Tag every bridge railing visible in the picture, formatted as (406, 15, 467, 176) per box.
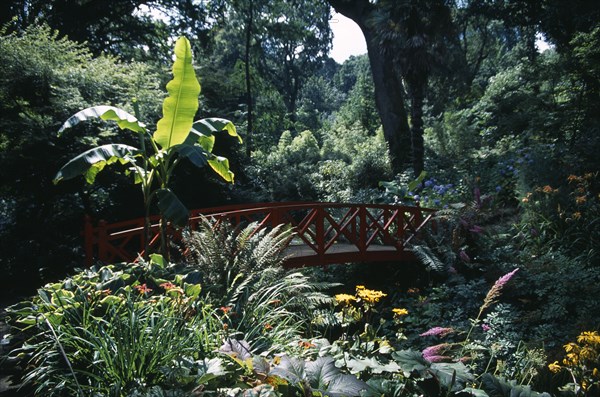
(83, 202, 435, 267)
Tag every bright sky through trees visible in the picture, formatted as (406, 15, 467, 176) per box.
(329, 12, 367, 63)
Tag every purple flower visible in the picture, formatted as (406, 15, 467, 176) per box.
(495, 186, 502, 192)
(422, 342, 453, 363)
(469, 225, 484, 233)
(420, 327, 455, 337)
(459, 250, 471, 263)
(482, 324, 491, 332)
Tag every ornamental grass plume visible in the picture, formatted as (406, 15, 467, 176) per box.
(481, 268, 519, 312)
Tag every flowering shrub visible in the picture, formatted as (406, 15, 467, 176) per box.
(548, 331, 600, 395)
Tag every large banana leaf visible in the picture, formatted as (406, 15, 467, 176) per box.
(153, 37, 201, 150)
(53, 144, 139, 184)
(207, 155, 234, 183)
(58, 106, 146, 135)
(173, 145, 208, 168)
(155, 188, 189, 227)
(192, 118, 241, 143)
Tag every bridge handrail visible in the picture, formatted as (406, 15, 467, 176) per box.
(83, 202, 435, 267)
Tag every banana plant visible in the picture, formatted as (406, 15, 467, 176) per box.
(53, 37, 241, 259)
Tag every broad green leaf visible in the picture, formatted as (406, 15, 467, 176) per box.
(208, 155, 235, 182)
(270, 355, 306, 384)
(153, 37, 200, 149)
(155, 188, 189, 227)
(184, 283, 202, 299)
(408, 171, 428, 192)
(391, 349, 429, 377)
(53, 144, 139, 184)
(149, 253, 166, 267)
(192, 118, 241, 143)
(430, 362, 474, 391)
(305, 357, 368, 397)
(462, 388, 490, 397)
(219, 339, 253, 361)
(58, 105, 146, 135)
(187, 128, 216, 152)
(174, 144, 209, 168)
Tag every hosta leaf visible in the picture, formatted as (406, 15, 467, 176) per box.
(345, 356, 401, 375)
(58, 105, 146, 135)
(53, 144, 139, 184)
(153, 37, 200, 149)
(192, 117, 241, 143)
(219, 339, 252, 361)
(270, 355, 306, 384)
(430, 362, 474, 391)
(392, 349, 429, 377)
(155, 188, 189, 227)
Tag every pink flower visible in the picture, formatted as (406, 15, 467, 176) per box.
(424, 354, 452, 363)
(481, 268, 519, 310)
(482, 324, 491, 332)
(420, 327, 455, 337)
(422, 343, 450, 360)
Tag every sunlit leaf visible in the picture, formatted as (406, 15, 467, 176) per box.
(58, 105, 146, 135)
(153, 37, 200, 149)
(53, 144, 139, 184)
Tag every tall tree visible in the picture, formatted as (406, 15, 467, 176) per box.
(257, 0, 332, 128)
(371, 0, 456, 177)
(327, 0, 412, 173)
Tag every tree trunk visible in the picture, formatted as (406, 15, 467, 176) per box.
(244, 0, 254, 157)
(328, 0, 411, 173)
(410, 82, 425, 178)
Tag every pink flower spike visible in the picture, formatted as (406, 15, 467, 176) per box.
(420, 327, 455, 337)
(495, 268, 519, 289)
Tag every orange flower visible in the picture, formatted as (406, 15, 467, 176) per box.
(160, 282, 176, 290)
(567, 174, 579, 183)
(542, 185, 553, 193)
(264, 323, 273, 331)
(134, 283, 152, 294)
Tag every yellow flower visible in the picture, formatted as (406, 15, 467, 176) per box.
(577, 331, 600, 346)
(576, 196, 587, 205)
(355, 285, 365, 291)
(392, 308, 409, 316)
(335, 293, 356, 305)
(573, 212, 582, 220)
(356, 287, 387, 304)
(548, 361, 561, 373)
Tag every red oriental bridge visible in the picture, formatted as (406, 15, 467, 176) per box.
(83, 202, 436, 268)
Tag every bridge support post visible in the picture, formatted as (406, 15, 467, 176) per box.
(84, 215, 94, 267)
(98, 220, 108, 264)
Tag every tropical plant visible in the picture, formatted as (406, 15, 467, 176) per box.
(53, 36, 241, 257)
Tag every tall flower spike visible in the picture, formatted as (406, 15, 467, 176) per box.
(481, 268, 519, 311)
